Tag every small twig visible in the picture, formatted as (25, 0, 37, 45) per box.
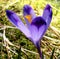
(21, 57, 25, 59)
(49, 26, 60, 38)
(44, 36, 60, 43)
(3, 27, 14, 46)
(22, 48, 38, 55)
(3, 44, 17, 55)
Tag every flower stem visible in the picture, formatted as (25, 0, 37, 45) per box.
(36, 42, 42, 59)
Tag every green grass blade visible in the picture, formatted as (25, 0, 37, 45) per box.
(50, 48, 55, 59)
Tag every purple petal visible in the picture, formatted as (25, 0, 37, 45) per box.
(29, 25, 39, 44)
(23, 5, 36, 26)
(31, 17, 46, 29)
(6, 10, 31, 38)
(38, 24, 47, 41)
(42, 4, 52, 27)
(29, 17, 46, 43)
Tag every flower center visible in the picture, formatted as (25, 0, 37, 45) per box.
(25, 15, 32, 23)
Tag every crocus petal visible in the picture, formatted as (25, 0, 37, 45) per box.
(42, 4, 52, 27)
(38, 24, 47, 41)
(30, 17, 46, 44)
(23, 5, 36, 26)
(29, 25, 39, 44)
(6, 10, 31, 38)
(31, 17, 46, 29)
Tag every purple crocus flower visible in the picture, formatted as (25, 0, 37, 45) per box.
(6, 4, 52, 59)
